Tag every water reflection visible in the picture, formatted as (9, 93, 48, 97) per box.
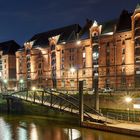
(0, 115, 140, 140)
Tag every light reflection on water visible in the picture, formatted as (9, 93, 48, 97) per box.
(0, 115, 140, 140)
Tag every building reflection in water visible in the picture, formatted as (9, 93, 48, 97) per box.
(30, 123, 38, 140)
(0, 117, 12, 140)
(1, 116, 140, 140)
(64, 128, 81, 140)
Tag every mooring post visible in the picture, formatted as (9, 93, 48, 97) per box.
(79, 80, 83, 125)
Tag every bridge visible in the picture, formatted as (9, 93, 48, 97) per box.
(2, 88, 115, 124)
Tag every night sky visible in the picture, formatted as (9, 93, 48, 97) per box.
(0, 0, 139, 45)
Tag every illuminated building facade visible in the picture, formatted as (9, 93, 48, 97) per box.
(16, 4, 140, 91)
(0, 40, 20, 91)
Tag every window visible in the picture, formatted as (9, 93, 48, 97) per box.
(70, 80, 74, 87)
(122, 56, 125, 65)
(61, 64, 64, 69)
(83, 80, 86, 88)
(83, 61, 86, 68)
(38, 63, 41, 68)
(122, 67, 125, 74)
(27, 56, 30, 61)
(83, 52, 86, 58)
(122, 48, 125, 54)
(51, 45, 55, 51)
(69, 48, 75, 53)
(83, 70, 86, 75)
(27, 63, 30, 68)
(51, 52, 56, 58)
(62, 57, 64, 62)
(121, 76, 126, 84)
(62, 50, 64, 54)
(136, 57, 140, 63)
(122, 40, 125, 45)
(61, 80, 65, 87)
(27, 74, 31, 79)
(106, 59, 110, 66)
(106, 68, 110, 76)
(26, 49, 30, 55)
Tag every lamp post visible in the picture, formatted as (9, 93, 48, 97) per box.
(125, 96, 132, 121)
(3, 79, 8, 93)
(32, 86, 36, 102)
(70, 67, 78, 91)
(19, 79, 24, 91)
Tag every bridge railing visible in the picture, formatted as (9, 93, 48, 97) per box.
(8, 89, 103, 122)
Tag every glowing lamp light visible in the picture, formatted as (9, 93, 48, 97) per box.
(3, 79, 8, 84)
(19, 79, 24, 84)
(125, 97, 132, 103)
(70, 67, 76, 73)
(76, 40, 81, 45)
(32, 86, 36, 91)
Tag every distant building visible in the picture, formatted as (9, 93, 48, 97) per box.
(0, 40, 20, 92)
(16, 4, 140, 91)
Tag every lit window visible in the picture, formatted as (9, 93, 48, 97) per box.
(61, 80, 65, 87)
(93, 52, 99, 59)
(122, 56, 125, 64)
(83, 80, 86, 88)
(70, 80, 74, 87)
(83, 52, 86, 58)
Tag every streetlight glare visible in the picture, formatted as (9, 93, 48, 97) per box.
(70, 67, 76, 73)
(125, 96, 132, 103)
(20, 79, 24, 83)
(76, 40, 81, 45)
(32, 86, 36, 91)
(3, 79, 8, 83)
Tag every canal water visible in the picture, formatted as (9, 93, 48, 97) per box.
(0, 115, 139, 140)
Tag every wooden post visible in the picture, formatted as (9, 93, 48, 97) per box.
(42, 91, 44, 105)
(33, 91, 36, 103)
(79, 80, 83, 125)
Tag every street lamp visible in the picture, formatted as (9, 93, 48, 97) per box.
(125, 96, 132, 121)
(76, 40, 81, 45)
(70, 67, 78, 91)
(3, 79, 8, 93)
(32, 86, 36, 91)
(32, 86, 36, 102)
(19, 79, 24, 91)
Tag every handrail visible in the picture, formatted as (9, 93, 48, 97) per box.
(45, 88, 101, 116)
(5, 89, 102, 122)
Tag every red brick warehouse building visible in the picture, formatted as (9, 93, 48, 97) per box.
(16, 4, 140, 91)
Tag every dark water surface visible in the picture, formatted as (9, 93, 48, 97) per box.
(0, 115, 139, 140)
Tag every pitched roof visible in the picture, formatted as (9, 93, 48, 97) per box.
(29, 24, 81, 47)
(79, 19, 93, 39)
(116, 10, 132, 32)
(0, 40, 20, 55)
(101, 19, 117, 34)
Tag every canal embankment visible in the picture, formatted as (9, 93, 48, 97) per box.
(82, 121, 140, 137)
